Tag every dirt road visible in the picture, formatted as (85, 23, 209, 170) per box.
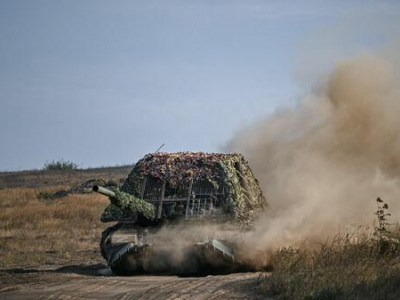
(0, 264, 268, 299)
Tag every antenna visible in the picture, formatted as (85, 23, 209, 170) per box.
(154, 143, 165, 153)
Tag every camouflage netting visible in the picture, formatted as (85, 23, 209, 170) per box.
(112, 152, 267, 225)
(111, 191, 155, 220)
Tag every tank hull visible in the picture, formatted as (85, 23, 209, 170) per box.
(100, 223, 252, 275)
(95, 152, 268, 275)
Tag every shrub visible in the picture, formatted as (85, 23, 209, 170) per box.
(37, 190, 53, 200)
(43, 159, 78, 171)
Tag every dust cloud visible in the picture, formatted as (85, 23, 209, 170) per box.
(227, 53, 400, 254)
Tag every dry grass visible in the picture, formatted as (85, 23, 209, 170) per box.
(262, 226, 400, 300)
(0, 187, 110, 268)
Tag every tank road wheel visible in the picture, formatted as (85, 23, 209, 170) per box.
(110, 251, 143, 275)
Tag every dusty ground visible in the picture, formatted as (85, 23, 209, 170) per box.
(0, 166, 269, 299)
(0, 263, 267, 299)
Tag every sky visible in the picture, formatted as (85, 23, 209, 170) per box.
(0, 0, 399, 171)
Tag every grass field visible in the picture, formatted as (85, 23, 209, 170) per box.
(0, 187, 108, 268)
(2, 168, 400, 299)
(262, 218, 400, 299)
(0, 166, 131, 271)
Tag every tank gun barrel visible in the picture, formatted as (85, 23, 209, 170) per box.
(93, 185, 116, 198)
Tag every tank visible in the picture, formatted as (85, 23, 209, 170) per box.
(94, 152, 267, 275)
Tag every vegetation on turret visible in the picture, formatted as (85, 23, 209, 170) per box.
(101, 190, 156, 222)
(112, 190, 155, 220)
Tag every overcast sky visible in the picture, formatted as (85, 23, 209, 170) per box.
(0, 0, 399, 171)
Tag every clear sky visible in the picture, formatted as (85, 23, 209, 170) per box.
(0, 0, 398, 170)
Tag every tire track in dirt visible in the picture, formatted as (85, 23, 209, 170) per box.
(0, 272, 268, 300)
